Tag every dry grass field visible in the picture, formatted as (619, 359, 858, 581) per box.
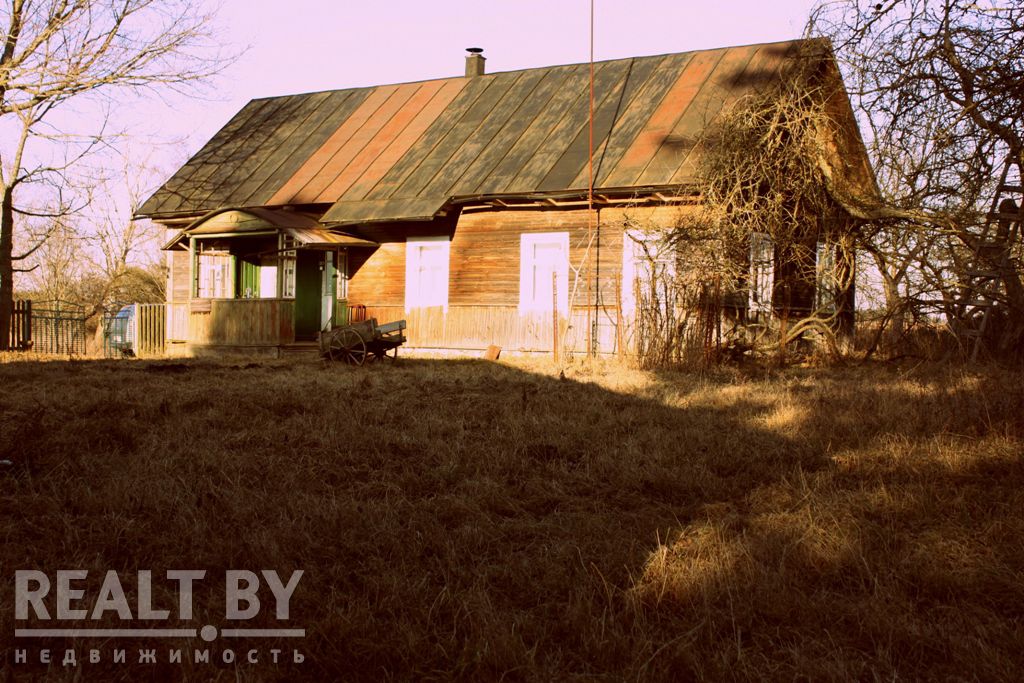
(1, 354, 1023, 681)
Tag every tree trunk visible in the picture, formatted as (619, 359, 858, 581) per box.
(868, 248, 905, 350)
(989, 196, 1024, 354)
(833, 234, 856, 351)
(0, 186, 14, 351)
(880, 271, 904, 346)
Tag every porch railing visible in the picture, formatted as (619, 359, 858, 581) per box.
(187, 298, 295, 347)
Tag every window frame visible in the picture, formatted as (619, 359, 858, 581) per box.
(336, 249, 348, 302)
(519, 231, 570, 315)
(404, 236, 451, 311)
(195, 249, 234, 299)
(749, 232, 774, 316)
(621, 230, 677, 316)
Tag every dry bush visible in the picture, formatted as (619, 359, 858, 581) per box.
(0, 356, 1022, 680)
(626, 46, 858, 370)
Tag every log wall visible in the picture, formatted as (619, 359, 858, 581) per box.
(347, 204, 687, 352)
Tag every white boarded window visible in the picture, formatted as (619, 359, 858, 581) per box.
(750, 232, 774, 315)
(405, 236, 450, 310)
(520, 232, 569, 315)
(816, 241, 836, 312)
(621, 230, 675, 316)
(197, 252, 232, 299)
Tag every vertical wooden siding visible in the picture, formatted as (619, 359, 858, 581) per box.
(188, 299, 295, 346)
(168, 303, 189, 342)
(135, 304, 167, 357)
(362, 305, 617, 353)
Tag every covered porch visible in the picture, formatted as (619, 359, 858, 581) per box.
(164, 208, 377, 355)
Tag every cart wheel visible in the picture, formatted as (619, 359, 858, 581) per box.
(329, 328, 367, 366)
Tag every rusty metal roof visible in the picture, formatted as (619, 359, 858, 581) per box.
(140, 39, 857, 223)
(284, 227, 378, 248)
(162, 207, 378, 249)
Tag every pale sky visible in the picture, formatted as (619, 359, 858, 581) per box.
(14, 0, 822, 270)
(137, 0, 821, 170)
(14, 0, 825, 290)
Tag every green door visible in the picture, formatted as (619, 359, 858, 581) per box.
(239, 258, 260, 298)
(294, 251, 321, 341)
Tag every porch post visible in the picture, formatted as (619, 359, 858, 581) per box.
(189, 236, 197, 298)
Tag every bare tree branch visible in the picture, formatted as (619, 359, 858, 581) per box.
(0, 0, 235, 349)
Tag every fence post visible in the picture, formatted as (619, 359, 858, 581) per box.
(133, 303, 140, 356)
(163, 303, 168, 354)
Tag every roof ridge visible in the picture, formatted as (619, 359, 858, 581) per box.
(247, 38, 816, 103)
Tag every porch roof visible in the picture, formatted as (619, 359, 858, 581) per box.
(162, 207, 378, 250)
(285, 226, 379, 249)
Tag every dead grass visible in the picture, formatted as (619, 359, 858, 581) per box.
(0, 354, 1022, 681)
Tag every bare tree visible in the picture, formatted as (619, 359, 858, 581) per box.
(25, 154, 167, 304)
(83, 150, 168, 309)
(651, 43, 860, 367)
(0, 0, 230, 349)
(811, 0, 1024, 357)
(20, 214, 80, 301)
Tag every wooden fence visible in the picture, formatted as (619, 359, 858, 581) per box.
(8, 300, 32, 350)
(30, 303, 87, 355)
(99, 300, 620, 355)
(101, 304, 168, 358)
(135, 304, 167, 357)
(359, 304, 619, 353)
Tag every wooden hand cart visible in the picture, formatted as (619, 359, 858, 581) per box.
(321, 318, 407, 365)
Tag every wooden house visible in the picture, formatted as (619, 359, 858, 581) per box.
(138, 38, 876, 357)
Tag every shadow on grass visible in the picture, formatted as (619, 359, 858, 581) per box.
(0, 357, 1021, 681)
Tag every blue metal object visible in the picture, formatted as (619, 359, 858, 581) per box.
(105, 305, 135, 357)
